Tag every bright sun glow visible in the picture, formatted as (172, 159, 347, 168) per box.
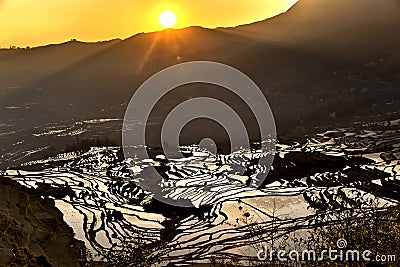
(159, 10, 177, 28)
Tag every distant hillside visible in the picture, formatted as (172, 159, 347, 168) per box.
(228, 0, 400, 44)
(0, 0, 399, 166)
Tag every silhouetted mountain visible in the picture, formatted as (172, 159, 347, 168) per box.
(0, 0, 399, 166)
(228, 0, 400, 46)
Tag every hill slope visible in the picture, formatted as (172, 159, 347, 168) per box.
(0, 0, 399, 166)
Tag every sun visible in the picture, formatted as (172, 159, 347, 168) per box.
(159, 10, 177, 28)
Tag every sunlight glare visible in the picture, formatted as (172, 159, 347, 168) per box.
(159, 10, 177, 28)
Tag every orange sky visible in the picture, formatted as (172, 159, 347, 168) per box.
(0, 0, 298, 48)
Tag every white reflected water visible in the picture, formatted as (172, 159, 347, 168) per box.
(2, 122, 400, 263)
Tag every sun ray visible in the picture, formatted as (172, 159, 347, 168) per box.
(136, 33, 161, 74)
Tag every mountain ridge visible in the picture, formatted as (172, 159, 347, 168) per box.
(0, 0, 399, 167)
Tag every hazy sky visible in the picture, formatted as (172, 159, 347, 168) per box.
(0, 0, 298, 47)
